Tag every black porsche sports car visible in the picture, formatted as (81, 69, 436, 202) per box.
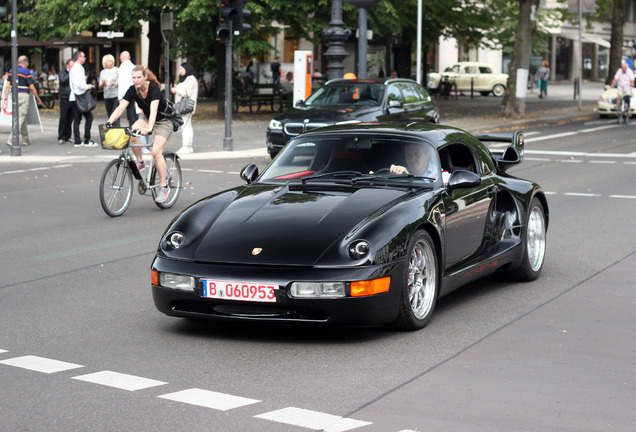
(152, 122, 548, 331)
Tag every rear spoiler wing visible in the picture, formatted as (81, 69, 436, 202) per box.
(474, 131, 525, 173)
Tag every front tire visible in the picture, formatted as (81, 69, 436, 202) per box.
(99, 159, 133, 217)
(392, 231, 438, 331)
(492, 84, 505, 97)
(513, 198, 547, 281)
(151, 153, 182, 209)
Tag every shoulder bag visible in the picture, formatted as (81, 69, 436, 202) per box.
(75, 91, 96, 113)
(175, 95, 195, 114)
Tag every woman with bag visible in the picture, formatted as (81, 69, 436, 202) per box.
(106, 66, 174, 204)
(171, 62, 198, 154)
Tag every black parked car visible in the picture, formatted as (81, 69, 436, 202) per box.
(266, 78, 439, 158)
(152, 122, 548, 331)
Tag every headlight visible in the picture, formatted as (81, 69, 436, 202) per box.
(268, 119, 283, 130)
(158, 272, 195, 292)
(167, 232, 185, 249)
(348, 240, 370, 259)
(290, 282, 345, 298)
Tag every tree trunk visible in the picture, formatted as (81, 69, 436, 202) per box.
(501, 0, 540, 118)
(607, 0, 624, 85)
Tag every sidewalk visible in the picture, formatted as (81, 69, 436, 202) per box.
(0, 80, 605, 164)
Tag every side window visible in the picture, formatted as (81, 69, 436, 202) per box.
(386, 85, 403, 105)
(397, 83, 420, 104)
(413, 84, 431, 102)
(438, 143, 478, 175)
(464, 66, 477, 74)
(479, 66, 492, 74)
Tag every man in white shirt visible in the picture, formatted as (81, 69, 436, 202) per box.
(118, 51, 136, 126)
(69, 50, 96, 147)
(611, 60, 635, 114)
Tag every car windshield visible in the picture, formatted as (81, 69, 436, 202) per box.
(304, 83, 384, 107)
(259, 134, 441, 185)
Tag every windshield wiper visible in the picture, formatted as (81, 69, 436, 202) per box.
(301, 171, 363, 184)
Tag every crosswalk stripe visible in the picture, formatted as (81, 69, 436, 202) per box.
(158, 388, 260, 411)
(72, 370, 167, 391)
(0, 355, 84, 374)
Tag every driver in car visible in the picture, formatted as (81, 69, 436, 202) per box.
(390, 142, 439, 179)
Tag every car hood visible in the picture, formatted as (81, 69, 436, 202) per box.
(190, 184, 408, 266)
(274, 105, 380, 124)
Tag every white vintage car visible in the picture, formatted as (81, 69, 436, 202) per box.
(427, 62, 508, 97)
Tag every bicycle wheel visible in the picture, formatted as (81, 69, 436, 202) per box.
(100, 159, 133, 217)
(151, 153, 182, 209)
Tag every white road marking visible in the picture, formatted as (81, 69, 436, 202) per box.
(610, 195, 636, 199)
(560, 159, 583, 163)
(158, 388, 260, 411)
(589, 160, 617, 164)
(72, 371, 167, 391)
(578, 125, 618, 133)
(0, 349, 8, 354)
(564, 192, 602, 197)
(198, 169, 225, 173)
(255, 407, 372, 432)
(0, 355, 84, 374)
(524, 131, 577, 142)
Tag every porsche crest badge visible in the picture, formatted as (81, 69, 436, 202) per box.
(252, 248, 263, 255)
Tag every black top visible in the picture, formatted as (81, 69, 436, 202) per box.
(123, 81, 168, 121)
(58, 68, 71, 98)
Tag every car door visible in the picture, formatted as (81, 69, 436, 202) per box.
(441, 142, 496, 272)
(455, 65, 477, 90)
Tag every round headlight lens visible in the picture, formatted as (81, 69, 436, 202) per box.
(168, 232, 185, 249)
(349, 240, 370, 259)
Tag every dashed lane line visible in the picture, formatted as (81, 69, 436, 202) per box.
(0, 351, 384, 431)
(255, 407, 372, 432)
(72, 371, 167, 391)
(158, 388, 260, 411)
(0, 355, 84, 374)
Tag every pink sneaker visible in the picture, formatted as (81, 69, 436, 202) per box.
(155, 185, 170, 203)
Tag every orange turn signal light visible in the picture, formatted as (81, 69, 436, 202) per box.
(151, 270, 159, 286)
(350, 277, 391, 297)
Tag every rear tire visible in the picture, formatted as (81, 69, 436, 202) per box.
(99, 159, 133, 217)
(513, 198, 547, 281)
(151, 153, 182, 209)
(392, 231, 438, 331)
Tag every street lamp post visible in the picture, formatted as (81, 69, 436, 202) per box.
(345, 0, 380, 79)
(323, 0, 351, 80)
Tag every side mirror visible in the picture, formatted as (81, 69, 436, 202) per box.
(447, 170, 481, 191)
(388, 100, 403, 109)
(240, 164, 259, 184)
(295, 100, 305, 107)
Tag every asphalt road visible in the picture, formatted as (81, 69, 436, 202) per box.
(1, 117, 635, 431)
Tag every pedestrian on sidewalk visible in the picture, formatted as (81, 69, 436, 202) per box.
(99, 54, 119, 126)
(118, 51, 136, 127)
(3, 55, 43, 147)
(57, 59, 74, 145)
(270, 56, 281, 84)
(171, 62, 198, 154)
(536, 60, 550, 99)
(69, 50, 97, 147)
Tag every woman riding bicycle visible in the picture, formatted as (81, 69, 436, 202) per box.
(611, 60, 635, 115)
(106, 66, 173, 203)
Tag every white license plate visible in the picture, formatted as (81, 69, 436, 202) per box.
(201, 279, 278, 303)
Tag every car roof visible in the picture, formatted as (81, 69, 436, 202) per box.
(294, 122, 473, 150)
(323, 78, 422, 86)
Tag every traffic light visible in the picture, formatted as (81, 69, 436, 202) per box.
(231, 0, 251, 37)
(216, 0, 233, 42)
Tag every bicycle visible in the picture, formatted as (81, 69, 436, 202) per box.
(617, 94, 631, 125)
(98, 124, 182, 217)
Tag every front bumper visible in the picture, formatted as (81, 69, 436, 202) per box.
(151, 256, 403, 327)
